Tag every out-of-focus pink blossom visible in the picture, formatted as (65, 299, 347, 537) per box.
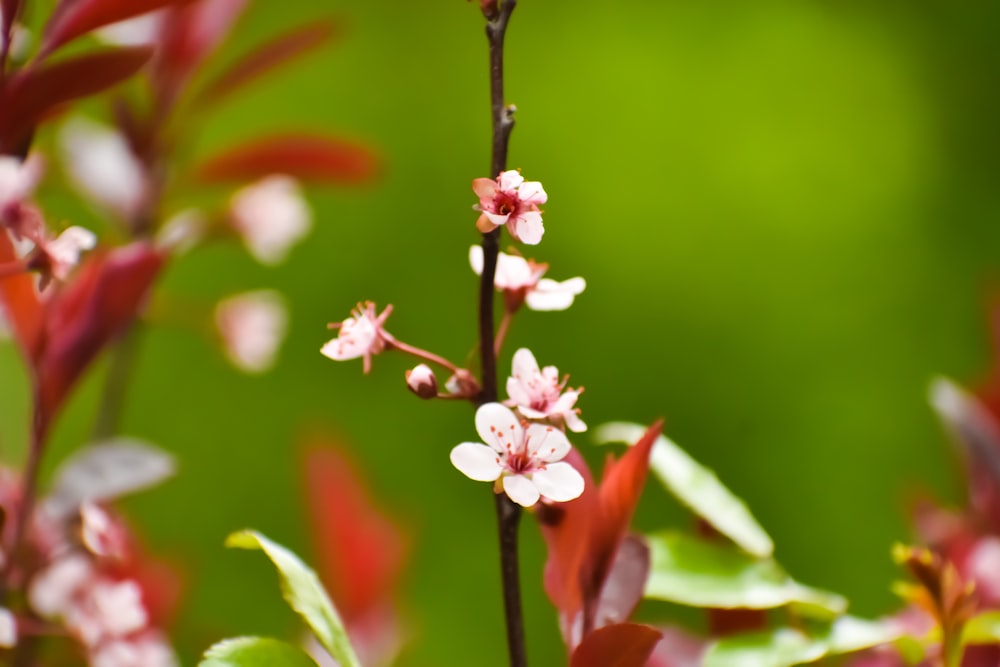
(229, 175, 312, 265)
(59, 117, 148, 221)
(80, 502, 130, 561)
(94, 11, 166, 47)
(472, 170, 547, 245)
(30, 226, 98, 285)
(0, 607, 16, 648)
(90, 632, 178, 667)
(506, 348, 586, 433)
(215, 290, 287, 374)
(68, 579, 148, 645)
(470, 245, 585, 311)
(405, 364, 438, 399)
(29, 554, 94, 617)
(0, 154, 42, 215)
(450, 402, 584, 507)
(321, 302, 393, 374)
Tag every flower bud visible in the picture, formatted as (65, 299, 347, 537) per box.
(405, 364, 437, 399)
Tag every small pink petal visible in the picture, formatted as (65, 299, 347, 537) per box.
(512, 211, 543, 245)
(497, 170, 524, 191)
(518, 180, 547, 205)
(476, 213, 497, 234)
(484, 211, 511, 226)
(511, 348, 540, 379)
(472, 178, 498, 201)
(532, 462, 585, 502)
(450, 443, 503, 482)
(494, 252, 534, 289)
(506, 377, 533, 408)
(475, 402, 523, 450)
(564, 411, 588, 433)
(503, 474, 540, 507)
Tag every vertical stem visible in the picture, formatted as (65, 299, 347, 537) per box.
(93, 323, 144, 440)
(478, 2, 525, 667)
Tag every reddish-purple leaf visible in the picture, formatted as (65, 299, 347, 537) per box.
(0, 46, 153, 153)
(36, 242, 163, 427)
(301, 437, 406, 623)
(538, 422, 660, 649)
(154, 0, 248, 99)
(593, 535, 649, 631)
(646, 626, 707, 667)
(41, 0, 197, 56)
(0, 229, 42, 361)
(570, 623, 661, 667)
(587, 421, 662, 604)
(1, 0, 20, 52)
(198, 19, 341, 106)
(195, 134, 378, 185)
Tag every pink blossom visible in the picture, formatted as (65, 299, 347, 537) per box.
(80, 502, 130, 561)
(215, 290, 288, 374)
(472, 170, 547, 245)
(506, 348, 586, 433)
(0, 154, 42, 215)
(0, 607, 15, 648)
(405, 364, 438, 399)
(229, 175, 312, 265)
(469, 245, 586, 311)
(33, 226, 98, 284)
(321, 302, 394, 374)
(59, 117, 148, 220)
(68, 579, 147, 646)
(450, 403, 584, 507)
(90, 633, 178, 667)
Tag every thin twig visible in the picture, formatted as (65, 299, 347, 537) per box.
(477, 2, 526, 667)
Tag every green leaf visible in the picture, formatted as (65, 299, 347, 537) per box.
(644, 531, 846, 615)
(594, 422, 773, 557)
(198, 636, 319, 667)
(703, 617, 904, 667)
(225, 530, 361, 667)
(963, 610, 1000, 645)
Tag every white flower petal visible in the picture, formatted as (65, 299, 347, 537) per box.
(498, 170, 524, 191)
(564, 411, 588, 433)
(450, 443, 503, 482)
(216, 290, 287, 374)
(526, 424, 571, 461)
(517, 180, 547, 205)
(494, 252, 534, 289)
(475, 402, 523, 451)
(526, 277, 586, 311)
(320, 316, 376, 361)
(469, 245, 484, 275)
(511, 348, 540, 379)
(503, 474, 540, 507)
(484, 211, 510, 226)
(512, 211, 543, 245)
(532, 462, 585, 502)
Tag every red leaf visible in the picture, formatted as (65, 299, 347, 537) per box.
(301, 435, 406, 622)
(35, 242, 163, 427)
(0, 230, 42, 362)
(41, 0, 197, 56)
(570, 623, 661, 667)
(198, 18, 341, 105)
(586, 421, 662, 604)
(0, 46, 153, 153)
(154, 0, 248, 99)
(195, 134, 378, 185)
(538, 422, 660, 648)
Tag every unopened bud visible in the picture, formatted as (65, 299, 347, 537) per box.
(444, 368, 481, 398)
(406, 364, 438, 399)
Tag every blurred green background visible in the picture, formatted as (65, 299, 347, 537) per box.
(2, 0, 1000, 664)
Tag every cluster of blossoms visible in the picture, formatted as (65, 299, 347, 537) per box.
(322, 169, 589, 507)
(0, 476, 177, 666)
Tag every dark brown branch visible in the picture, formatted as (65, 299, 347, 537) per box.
(477, 2, 525, 667)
